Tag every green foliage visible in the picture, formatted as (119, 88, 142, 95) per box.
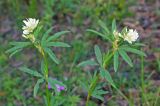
(78, 60, 98, 67)
(92, 86, 108, 101)
(1, 0, 150, 105)
(112, 19, 116, 32)
(41, 28, 70, 56)
(78, 45, 104, 68)
(0, 53, 7, 66)
(6, 0, 22, 16)
(87, 19, 146, 72)
(156, 58, 160, 72)
(113, 51, 119, 72)
(5, 17, 71, 105)
(47, 95, 81, 106)
(94, 45, 103, 66)
(79, 19, 146, 105)
(41, 27, 54, 47)
(6, 42, 31, 57)
(80, 71, 108, 101)
(87, 20, 116, 43)
(40, 28, 70, 65)
(1, 0, 132, 28)
(74, 0, 132, 25)
(46, 42, 70, 47)
(120, 45, 146, 57)
(87, 29, 110, 41)
(19, 67, 43, 78)
(44, 48, 59, 64)
(34, 79, 44, 97)
(100, 68, 115, 88)
(34, 26, 43, 38)
(118, 49, 133, 67)
(98, 20, 110, 34)
(46, 31, 70, 42)
(27, 0, 38, 17)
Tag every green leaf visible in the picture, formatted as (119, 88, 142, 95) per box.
(34, 78, 44, 97)
(98, 20, 113, 42)
(87, 29, 106, 39)
(96, 89, 108, 95)
(47, 31, 70, 42)
(9, 49, 22, 58)
(34, 26, 43, 38)
(134, 43, 145, 47)
(118, 49, 133, 67)
(19, 67, 43, 78)
(43, 96, 48, 106)
(9, 42, 31, 46)
(42, 27, 53, 41)
(87, 29, 112, 42)
(88, 73, 99, 95)
(121, 27, 128, 34)
(92, 87, 108, 101)
(92, 94, 104, 101)
(44, 48, 59, 64)
(41, 27, 53, 46)
(98, 20, 110, 34)
(6, 46, 22, 53)
(6, 42, 31, 53)
(94, 45, 103, 66)
(100, 68, 115, 88)
(112, 19, 116, 32)
(50, 95, 55, 106)
(120, 46, 146, 57)
(77, 60, 98, 67)
(87, 71, 94, 82)
(79, 81, 89, 91)
(46, 42, 70, 47)
(114, 51, 119, 72)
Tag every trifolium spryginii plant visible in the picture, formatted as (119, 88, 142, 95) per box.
(78, 20, 146, 106)
(6, 18, 71, 106)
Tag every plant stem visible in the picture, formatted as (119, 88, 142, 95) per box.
(44, 56, 50, 106)
(40, 46, 51, 106)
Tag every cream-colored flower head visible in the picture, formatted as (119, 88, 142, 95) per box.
(124, 29, 139, 44)
(22, 18, 39, 35)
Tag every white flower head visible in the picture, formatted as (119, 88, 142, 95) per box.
(124, 29, 139, 44)
(22, 18, 39, 35)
